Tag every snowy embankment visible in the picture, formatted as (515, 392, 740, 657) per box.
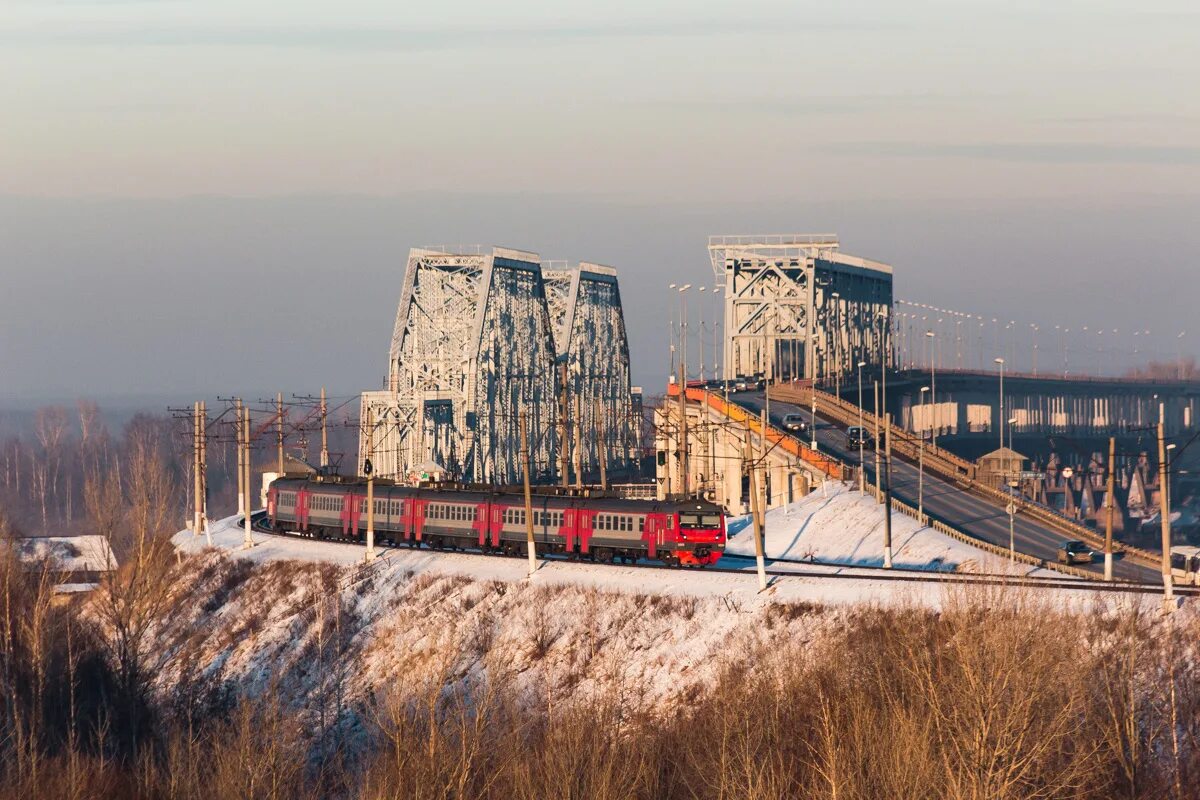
(162, 506, 1180, 727)
(725, 481, 1044, 576)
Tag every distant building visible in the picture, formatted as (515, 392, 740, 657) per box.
(977, 447, 1028, 489)
(13, 535, 118, 595)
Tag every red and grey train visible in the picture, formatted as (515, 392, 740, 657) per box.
(266, 477, 727, 566)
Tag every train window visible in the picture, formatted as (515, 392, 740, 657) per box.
(679, 513, 721, 529)
(638, 517, 645, 532)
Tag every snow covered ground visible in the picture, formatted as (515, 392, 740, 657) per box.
(175, 491, 1133, 614)
(725, 481, 1045, 577)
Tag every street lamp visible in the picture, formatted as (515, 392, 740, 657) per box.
(925, 330, 937, 449)
(857, 360, 867, 492)
(831, 291, 841, 398)
(994, 357, 1006, 452)
(919, 385, 930, 515)
(1006, 476, 1020, 569)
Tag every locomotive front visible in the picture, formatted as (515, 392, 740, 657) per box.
(670, 499, 726, 566)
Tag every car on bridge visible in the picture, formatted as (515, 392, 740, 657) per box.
(1057, 540, 1095, 565)
(847, 426, 874, 449)
(782, 413, 810, 434)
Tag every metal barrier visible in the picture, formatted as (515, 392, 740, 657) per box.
(668, 384, 848, 480)
(771, 382, 1165, 573)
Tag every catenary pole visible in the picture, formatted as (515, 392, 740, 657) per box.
(364, 405, 376, 562)
(243, 405, 254, 549)
(747, 424, 767, 591)
(520, 412, 537, 576)
(883, 412, 893, 568)
(1104, 436, 1115, 581)
(1158, 406, 1172, 603)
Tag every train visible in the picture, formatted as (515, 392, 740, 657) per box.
(265, 476, 727, 566)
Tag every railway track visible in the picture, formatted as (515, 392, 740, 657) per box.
(247, 513, 1196, 598)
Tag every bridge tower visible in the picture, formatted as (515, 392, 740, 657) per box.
(362, 246, 559, 484)
(544, 262, 638, 474)
(709, 235, 894, 384)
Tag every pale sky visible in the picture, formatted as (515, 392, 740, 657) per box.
(2, 0, 1198, 401)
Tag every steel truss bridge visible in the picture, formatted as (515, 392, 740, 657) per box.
(360, 246, 638, 485)
(709, 234, 893, 383)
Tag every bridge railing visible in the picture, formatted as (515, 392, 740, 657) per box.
(861, 483, 1099, 580)
(669, 383, 848, 481)
(772, 381, 1167, 573)
(770, 383, 977, 480)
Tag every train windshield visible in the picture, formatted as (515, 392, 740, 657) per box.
(679, 513, 721, 529)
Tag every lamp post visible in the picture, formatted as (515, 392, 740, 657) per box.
(857, 360, 866, 492)
(925, 330, 937, 449)
(994, 357, 1006, 452)
(831, 291, 841, 398)
(1007, 477, 1019, 569)
(919, 385, 930, 516)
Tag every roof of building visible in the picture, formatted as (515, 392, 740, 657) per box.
(979, 447, 1028, 462)
(13, 535, 118, 573)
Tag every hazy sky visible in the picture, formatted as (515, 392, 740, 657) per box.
(2, 1, 1198, 403)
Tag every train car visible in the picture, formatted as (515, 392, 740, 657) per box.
(266, 477, 726, 566)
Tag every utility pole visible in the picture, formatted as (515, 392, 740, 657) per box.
(746, 427, 767, 591)
(677, 358, 689, 497)
(883, 412, 893, 568)
(199, 401, 210, 546)
(1104, 436, 1115, 581)
(276, 392, 284, 475)
(365, 405, 376, 562)
(559, 361, 570, 488)
(573, 394, 583, 489)
(1158, 405, 1172, 603)
(192, 401, 202, 536)
(595, 399, 608, 490)
(235, 398, 245, 517)
(873, 380, 882, 502)
(520, 412, 537, 576)
(320, 386, 329, 468)
(857, 361, 865, 492)
(243, 404, 254, 549)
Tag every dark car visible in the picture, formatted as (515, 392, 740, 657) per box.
(847, 426, 873, 449)
(782, 413, 809, 434)
(1057, 540, 1094, 565)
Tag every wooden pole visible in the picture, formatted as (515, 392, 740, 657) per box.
(1104, 436, 1115, 581)
(520, 412, 537, 576)
(677, 361, 690, 497)
(365, 405, 376, 562)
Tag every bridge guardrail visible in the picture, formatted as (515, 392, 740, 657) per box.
(670, 384, 848, 480)
(770, 384, 977, 480)
(861, 483, 1097, 580)
(771, 382, 1164, 574)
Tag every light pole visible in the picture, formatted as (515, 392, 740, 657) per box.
(919, 385, 930, 516)
(831, 292, 841, 398)
(857, 360, 866, 492)
(1007, 477, 1019, 569)
(1031, 323, 1039, 376)
(925, 330, 937, 449)
(994, 357, 1006, 452)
